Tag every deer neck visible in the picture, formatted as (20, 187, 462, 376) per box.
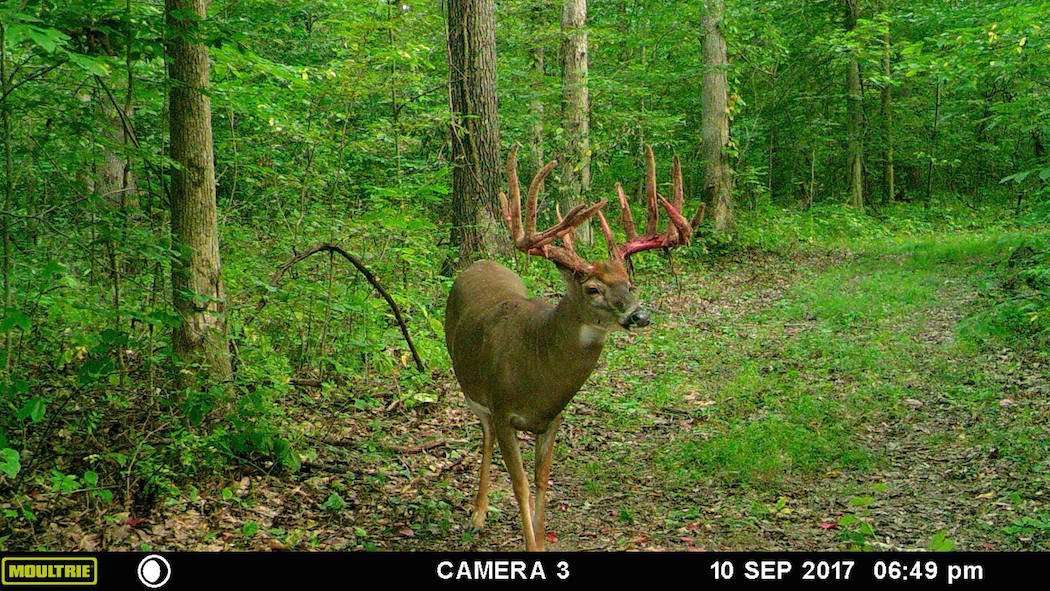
(536, 286, 608, 370)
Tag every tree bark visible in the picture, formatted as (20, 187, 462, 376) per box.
(925, 81, 941, 206)
(529, 27, 545, 195)
(845, 0, 865, 209)
(95, 86, 134, 383)
(446, 0, 504, 263)
(165, 0, 233, 386)
(561, 0, 592, 242)
(701, 0, 734, 231)
(881, 24, 894, 203)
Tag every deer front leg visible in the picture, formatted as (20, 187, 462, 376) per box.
(494, 423, 538, 551)
(470, 416, 495, 529)
(533, 414, 562, 550)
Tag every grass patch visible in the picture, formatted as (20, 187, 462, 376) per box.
(661, 395, 870, 486)
(655, 229, 1040, 488)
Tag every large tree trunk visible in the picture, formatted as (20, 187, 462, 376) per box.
(881, 24, 894, 203)
(446, 0, 503, 263)
(845, 0, 864, 209)
(165, 0, 233, 386)
(561, 0, 592, 242)
(701, 0, 734, 232)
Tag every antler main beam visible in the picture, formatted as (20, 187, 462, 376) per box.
(499, 147, 607, 274)
(501, 144, 701, 269)
(599, 145, 701, 261)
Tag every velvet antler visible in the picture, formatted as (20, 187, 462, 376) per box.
(499, 146, 607, 274)
(596, 145, 701, 262)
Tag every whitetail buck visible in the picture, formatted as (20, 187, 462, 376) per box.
(445, 145, 704, 551)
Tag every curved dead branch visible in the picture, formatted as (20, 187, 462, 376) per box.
(264, 242, 425, 372)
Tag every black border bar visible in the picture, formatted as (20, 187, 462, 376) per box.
(1, 552, 1047, 588)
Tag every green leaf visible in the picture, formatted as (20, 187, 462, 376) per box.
(1, 309, 30, 332)
(82, 470, 99, 487)
(274, 438, 301, 473)
(0, 448, 20, 479)
(67, 52, 111, 76)
(28, 27, 66, 52)
(849, 495, 875, 507)
(929, 530, 956, 551)
(50, 470, 78, 494)
(321, 492, 346, 512)
(17, 398, 45, 423)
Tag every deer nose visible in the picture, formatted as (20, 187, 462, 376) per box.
(623, 308, 651, 329)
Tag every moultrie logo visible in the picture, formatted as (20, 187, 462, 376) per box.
(1, 556, 98, 586)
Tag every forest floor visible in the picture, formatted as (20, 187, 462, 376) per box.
(26, 229, 1049, 552)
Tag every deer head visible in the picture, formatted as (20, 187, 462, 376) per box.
(499, 145, 705, 332)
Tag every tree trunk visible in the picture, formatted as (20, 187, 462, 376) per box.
(881, 24, 894, 203)
(95, 87, 135, 384)
(561, 0, 592, 242)
(701, 0, 734, 231)
(530, 35, 545, 195)
(806, 144, 817, 209)
(165, 0, 233, 386)
(446, 0, 504, 263)
(845, 0, 864, 209)
(925, 81, 941, 206)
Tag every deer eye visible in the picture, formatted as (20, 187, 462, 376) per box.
(585, 286, 601, 296)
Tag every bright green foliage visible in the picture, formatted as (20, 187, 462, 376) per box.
(0, 0, 1045, 550)
(0, 447, 19, 478)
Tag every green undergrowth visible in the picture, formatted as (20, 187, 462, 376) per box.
(643, 229, 1045, 488)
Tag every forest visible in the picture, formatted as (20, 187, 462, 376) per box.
(0, 0, 1047, 552)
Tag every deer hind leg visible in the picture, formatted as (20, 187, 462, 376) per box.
(470, 415, 495, 529)
(532, 414, 562, 550)
(494, 422, 538, 551)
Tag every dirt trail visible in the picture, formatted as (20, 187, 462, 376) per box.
(24, 247, 1046, 552)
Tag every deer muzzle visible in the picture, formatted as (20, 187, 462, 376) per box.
(620, 307, 651, 330)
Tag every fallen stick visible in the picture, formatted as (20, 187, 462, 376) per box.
(389, 439, 447, 454)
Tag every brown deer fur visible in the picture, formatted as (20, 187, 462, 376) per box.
(445, 145, 699, 550)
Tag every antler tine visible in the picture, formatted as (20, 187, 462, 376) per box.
(503, 146, 607, 274)
(498, 191, 510, 229)
(522, 200, 606, 274)
(658, 196, 692, 246)
(555, 202, 574, 252)
(614, 148, 698, 260)
(644, 145, 659, 236)
(665, 155, 686, 243)
(505, 148, 524, 242)
(526, 200, 607, 248)
(595, 210, 620, 261)
(525, 160, 558, 239)
(615, 182, 637, 241)
(692, 202, 706, 227)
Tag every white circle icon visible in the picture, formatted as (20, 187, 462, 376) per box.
(136, 554, 171, 589)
